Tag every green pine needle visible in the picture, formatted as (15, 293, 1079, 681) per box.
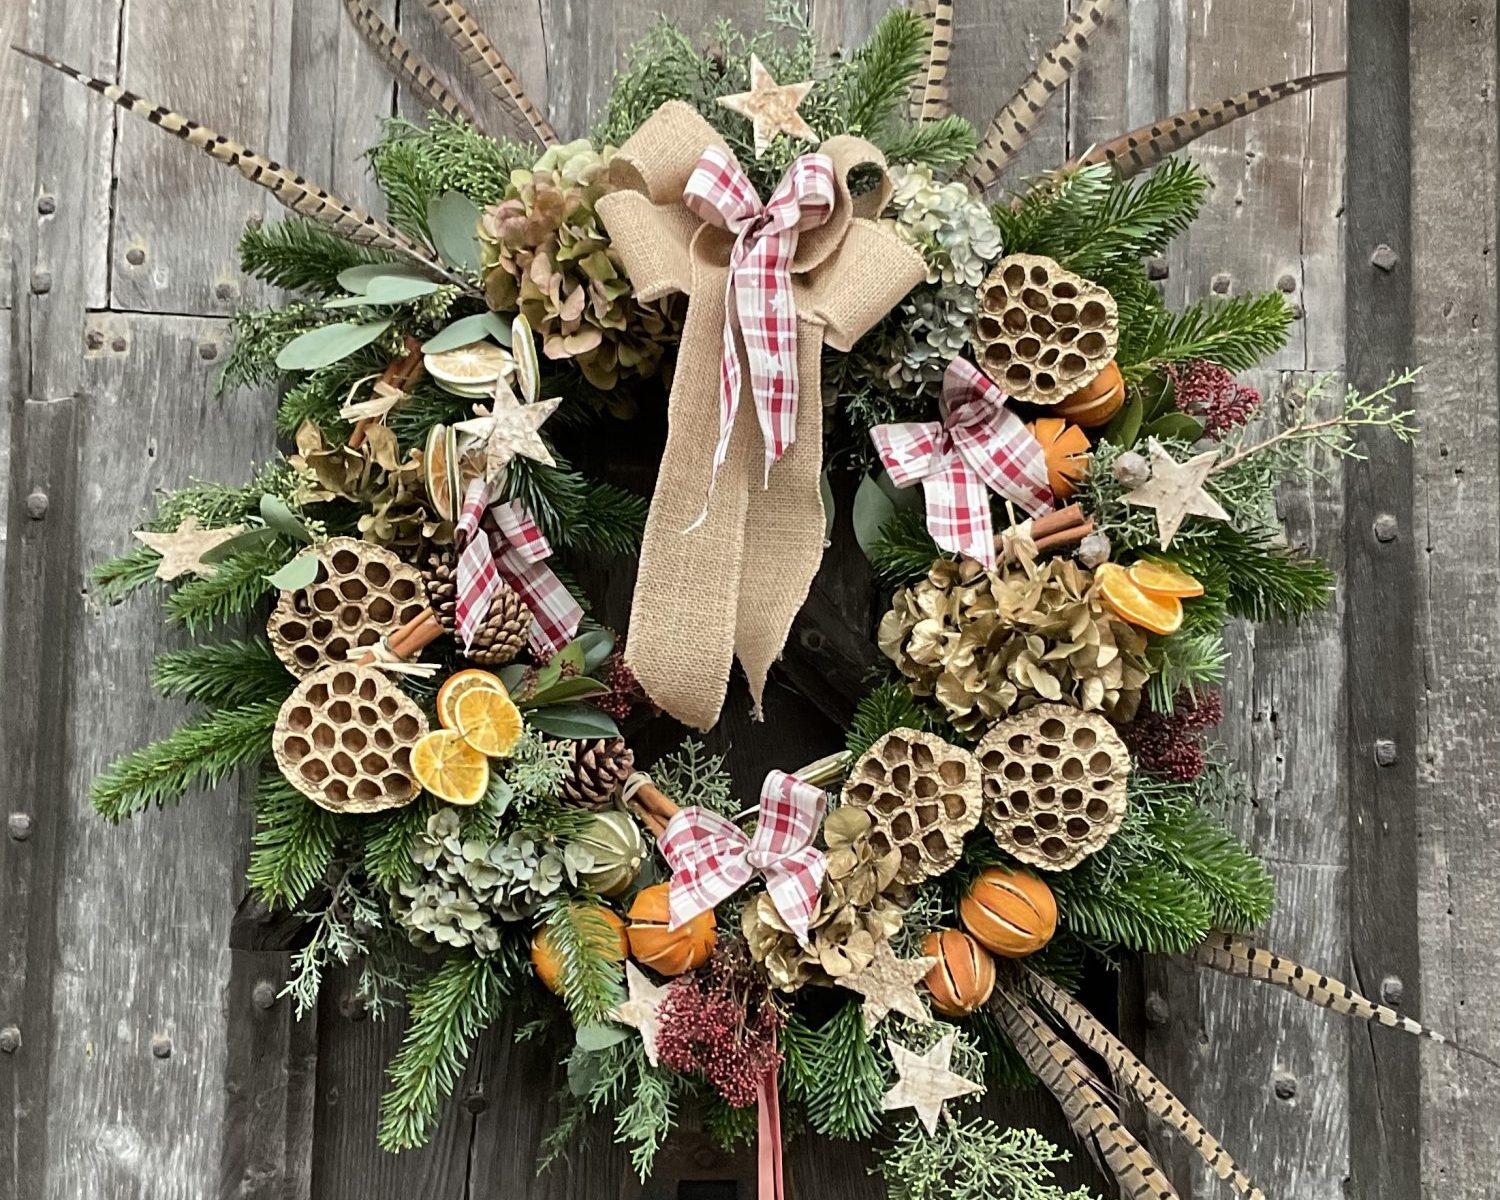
(846, 682, 933, 760)
(844, 8, 928, 138)
(879, 115, 980, 172)
(782, 1001, 885, 1139)
(239, 219, 391, 295)
(1120, 291, 1293, 381)
(869, 507, 943, 587)
(90, 699, 281, 822)
(504, 455, 646, 556)
(540, 896, 627, 1026)
(90, 546, 163, 603)
(163, 543, 295, 632)
(1053, 863, 1214, 955)
(152, 637, 295, 709)
(247, 773, 344, 910)
(363, 796, 440, 890)
(1168, 532, 1335, 624)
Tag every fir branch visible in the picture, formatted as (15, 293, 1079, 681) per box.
(504, 455, 646, 555)
(1145, 629, 1228, 713)
(869, 507, 943, 587)
(651, 739, 735, 817)
(847, 682, 933, 761)
(1052, 863, 1213, 955)
(878, 1117, 1091, 1200)
(163, 542, 296, 632)
(539, 896, 627, 1026)
(879, 114, 980, 172)
(276, 350, 390, 438)
(704, 1096, 759, 1150)
(1120, 292, 1293, 381)
(782, 1001, 885, 1139)
(90, 546, 162, 603)
(378, 951, 520, 1151)
(152, 637, 295, 709)
(1151, 800, 1275, 933)
(247, 773, 344, 910)
(363, 796, 440, 890)
(239, 219, 390, 295)
(844, 8, 928, 139)
(1167, 531, 1335, 624)
(154, 462, 303, 529)
(90, 699, 281, 822)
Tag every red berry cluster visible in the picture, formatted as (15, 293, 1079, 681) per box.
(1119, 689, 1224, 782)
(598, 651, 652, 721)
(1168, 360, 1262, 438)
(655, 951, 782, 1108)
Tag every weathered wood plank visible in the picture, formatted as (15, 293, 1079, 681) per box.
(1408, 2, 1500, 1198)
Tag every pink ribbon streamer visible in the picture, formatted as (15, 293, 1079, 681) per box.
(870, 358, 1055, 568)
(658, 770, 827, 946)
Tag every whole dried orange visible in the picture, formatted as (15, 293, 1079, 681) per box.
(454, 686, 525, 757)
(436, 668, 505, 732)
(411, 729, 490, 805)
(1095, 562, 1183, 635)
(1128, 559, 1205, 599)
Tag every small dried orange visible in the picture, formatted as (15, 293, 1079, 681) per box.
(411, 729, 490, 805)
(1028, 417, 1092, 499)
(1128, 559, 1205, 600)
(454, 685, 525, 757)
(1095, 562, 1183, 636)
(436, 668, 505, 732)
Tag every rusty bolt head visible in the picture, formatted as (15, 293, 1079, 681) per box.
(37, 195, 56, 215)
(150, 1034, 173, 1059)
(111, 336, 127, 353)
(1144, 992, 1170, 1028)
(216, 282, 235, 301)
(251, 981, 278, 1010)
(1373, 513, 1399, 543)
(25, 491, 48, 520)
(1277, 274, 1298, 293)
(1211, 273, 1232, 295)
(126, 247, 146, 266)
(1146, 258, 1169, 281)
(1370, 244, 1400, 272)
(7, 813, 33, 841)
(85, 329, 105, 350)
(1272, 1072, 1297, 1101)
(1374, 739, 1398, 767)
(1380, 975, 1404, 1005)
(0, 1026, 20, 1054)
(198, 342, 219, 361)
(31, 271, 51, 295)
(462, 1089, 488, 1115)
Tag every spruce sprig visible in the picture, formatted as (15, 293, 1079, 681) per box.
(239, 219, 390, 295)
(869, 507, 943, 587)
(152, 637, 295, 709)
(363, 797, 439, 890)
(847, 682, 934, 760)
(90, 699, 281, 822)
(163, 542, 295, 632)
(781, 1001, 886, 1139)
(1120, 291, 1293, 381)
(505, 455, 647, 555)
(247, 773, 344, 910)
(539, 896, 627, 1026)
(91, 546, 163, 602)
(843, 8, 928, 139)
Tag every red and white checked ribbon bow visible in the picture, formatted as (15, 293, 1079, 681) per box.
(454, 477, 583, 657)
(870, 359, 1055, 569)
(683, 146, 837, 491)
(659, 770, 828, 946)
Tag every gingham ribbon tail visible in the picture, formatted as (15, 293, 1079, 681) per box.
(659, 770, 828, 945)
(454, 478, 583, 656)
(870, 358, 1055, 568)
(683, 146, 836, 492)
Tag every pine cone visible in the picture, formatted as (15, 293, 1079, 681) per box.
(561, 737, 635, 810)
(466, 586, 532, 666)
(416, 544, 459, 633)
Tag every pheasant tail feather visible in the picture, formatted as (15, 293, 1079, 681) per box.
(1071, 72, 1347, 179)
(341, 0, 483, 129)
(13, 47, 467, 288)
(993, 992, 1180, 1200)
(1194, 933, 1500, 1069)
(418, 0, 557, 147)
(906, 0, 954, 123)
(1027, 971, 1265, 1200)
(963, 0, 1117, 195)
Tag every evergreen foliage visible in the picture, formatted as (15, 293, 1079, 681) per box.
(90, 699, 281, 822)
(368, 115, 530, 239)
(1145, 630, 1228, 713)
(152, 636, 295, 709)
(90, 545, 163, 602)
(240, 219, 390, 295)
(1119, 292, 1293, 381)
(1168, 531, 1335, 624)
(782, 1001, 886, 1139)
(163, 542, 295, 632)
(363, 796, 440, 889)
(505, 455, 647, 555)
(869, 507, 943, 587)
(247, 773, 344, 909)
(540, 895, 627, 1025)
(652, 739, 735, 816)
(847, 682, 935, 760)
(878, 1118, 1092, 1200)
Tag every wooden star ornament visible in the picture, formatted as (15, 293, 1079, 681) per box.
(453, 377, 561, 483)
(608, 961, 671, 1066)
(1120, 438, 1231, 549)
(133, 516, 246, 581)
(883, 1032, 984, 1135)
(834, 940, 936, 1032)
(717, 54, 817, 157)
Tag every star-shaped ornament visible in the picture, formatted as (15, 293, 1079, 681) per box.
(1120, 438, 1231, 549)
(608, 961, 671, 1066)
(453, 377, 561, 483)
(834, 940, 936, 1032)
(133, 516, 246, 581)
(717, 54, 817, 158)
(882, 1032, 984, 1135)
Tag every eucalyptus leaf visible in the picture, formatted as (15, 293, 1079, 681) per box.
(336, 263, 431, 292)
(525, 677, 609, 708)
(852, 473, 898, 559)
(526, 704, 621, 740)
(324, 274, 442, 308)
(875, 468, 921, 511)
(275, 319, 392, 371)
(1102, 389, 1145, 448)
(574, 1023, 630, 1052)
(1144, 412, 1206, 442)
(427, 191, 485, 272)
(198, 526, 279, 564)
(264, 553, 321, 592)
(259, 494, 313, 543)
(567, 1047, 604, 1097)
(572, 629, 616, 673)
(421, 311, 513, 355)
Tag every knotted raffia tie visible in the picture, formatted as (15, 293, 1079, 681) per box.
(596, 101, 926, 730)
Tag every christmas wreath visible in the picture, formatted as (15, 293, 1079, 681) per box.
(21, 2, 1477, 1197)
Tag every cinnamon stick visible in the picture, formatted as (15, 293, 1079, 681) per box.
(349, 336, 426, 451)
(625, 779, 680, 838)
(1030, 504, 1085, 540)
(354, 607, 444, 666)
(1034, 516, 1094, 553)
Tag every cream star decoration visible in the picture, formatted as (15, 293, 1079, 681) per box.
(133, 517, 246, 581)
(453, 378, 561, 482)
(882, 1032, 984, 1135)
(834, 940, 936, 1032)
(608, 961, 671, 1066)
(1120, 437, 1231, 549)
(717, 54, 817, 157)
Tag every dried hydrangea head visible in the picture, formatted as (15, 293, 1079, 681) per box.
(878, 555, 1151, 730)
(479, 138, 676, 393)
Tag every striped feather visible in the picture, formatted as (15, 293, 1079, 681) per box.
(14, 47, 470, 290)
(1069, 72, 1346, 179)
(1027, 971, 1265, 1200)
(962, 0, 1117, 195)
(994, 991, 1180, 1200)
(1193, 932, 1500, 1069)
(905, 0, 953, 124)
(417, 0, 557, 147)
(341, 0, 483, 128)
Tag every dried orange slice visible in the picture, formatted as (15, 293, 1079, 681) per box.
(411, 730, 490, 805)
(424, 342, 513, 387)
(454, 685, 525, 757)
(436, 669, 506, 731)
(1128, 559, 1205, 599)
(1027, 417, 1091, 499)
(1095, 562, 1183, 636)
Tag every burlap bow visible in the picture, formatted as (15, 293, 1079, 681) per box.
(597, 102, 927, 730)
